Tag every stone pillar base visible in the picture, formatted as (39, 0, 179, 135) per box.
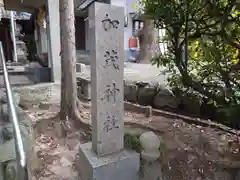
(78, 142, 140, 180)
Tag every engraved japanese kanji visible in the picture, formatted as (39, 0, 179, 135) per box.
(103, 114, 119, 132)
(103, 50, 119, 69)
(101, 83, 120, 103)
(102, 13, 119, 31)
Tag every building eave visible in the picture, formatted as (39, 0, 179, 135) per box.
(75, 0, 110, 11)
(0, 7, 31, 20)
(3, 0, 46, 12)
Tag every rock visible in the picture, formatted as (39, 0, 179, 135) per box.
(138, 85, 157, 105)
(139, 161, 162, 180)
(141, 150, 161, 162)
(74, 143, 81, 152)
(140, 131, 160, 162)
(1, 104, 22, 120)
(66, 135, 81, 150)
(39, 102, 50, 110)
(60, 156, 72, 167)
(76, 63, 87, 72)
(0, 92, 21, 105)
(181, 95, 201, 114)
(13, 85, 53, 106)
(54, 122, 64, 138)
(48, 165, 73, 179)
(2, 127, 13, 141)
(144, 106, 152, 117)
(5, 160, 17, 180)
(1, 104, 8, 117)
(124, 81, 138, 102)
(153, 89, 180, 109)
(235, 170, 240, 180)
(140, 131, 160, 150)
(213, 171, 232, 180)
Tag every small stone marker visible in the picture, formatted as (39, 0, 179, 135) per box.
(90, 1, 124, 156)
(78, 3, 140, 180)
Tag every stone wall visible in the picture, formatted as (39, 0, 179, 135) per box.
(77, 77, 180, 110)
(0, 92, 36, 179)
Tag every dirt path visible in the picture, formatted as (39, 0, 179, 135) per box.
(27, 102, 240, 180)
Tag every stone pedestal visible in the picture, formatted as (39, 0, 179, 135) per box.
(78, 142, 140, 180)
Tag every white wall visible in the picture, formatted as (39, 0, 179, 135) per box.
(125, 0, 138, 13)
(47, 0, 61, 82)
(110, 0, 137, 61)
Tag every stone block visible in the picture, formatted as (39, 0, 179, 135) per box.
(181, 95, 201, 114)
(153, 89, 180, 109)
(124, 82, 138, 102)
(139, 161, 162, 180)
(0, 119, 33, 163)
(76, 63, 81, 73)
(34, 67, 51, 83)
(137, 85, 157, 106)
(0, 92, 20, 105)
(89, 2, 125, 156)
(0, 104, 22, 121)
(78, 142, 140, 180)
(77, 78, 91, 100)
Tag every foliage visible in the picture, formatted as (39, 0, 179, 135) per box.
(124, 133, 145, 175)
(140, 0, 240, 126)
(124, 133, 142, 153)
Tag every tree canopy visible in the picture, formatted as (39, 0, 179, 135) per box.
(141, 0, 240, 126)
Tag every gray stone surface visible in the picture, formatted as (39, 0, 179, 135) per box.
(77, 62, 168, 86)
(89, 2, 124, 156)
(77, 78, 91, 100)
(78, 142, 140, 180)
(5, 160, 17, 180)
(137, 85, 157, 105)
(76, 63, 182, 111)
(0, 64, 51, 92)
(235, 170, 240, 180)
(213, 171, 232, 180)
(78, 3, 140, 180)
(140, 161, 162, 180)
(139, 131, 161, 162)
(12, 83, 61, 108)
(0, 92, 20, 105)
(0, 104, 22, 121)
(76, 50, 91, 65)
(0, 117, 33, 163)
(124, 81, 138, 102)
(153, 89, 180, 109)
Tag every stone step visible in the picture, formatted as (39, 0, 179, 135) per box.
(0, 68, 34, 87)
(0, 66, 51, 87)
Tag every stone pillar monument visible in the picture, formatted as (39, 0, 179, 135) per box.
(78, 2, 140, 180)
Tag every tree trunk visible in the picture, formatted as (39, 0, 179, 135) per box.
(138, 19, 158, 63)
(59, 0, 78, 131)
(58, 0, 91, 137)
